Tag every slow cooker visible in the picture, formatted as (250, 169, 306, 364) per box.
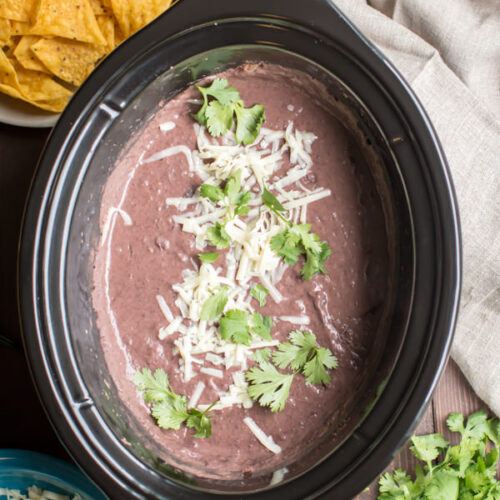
(18, 0, 461, 498)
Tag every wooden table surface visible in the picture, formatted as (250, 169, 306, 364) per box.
(0, 122, 493, 499)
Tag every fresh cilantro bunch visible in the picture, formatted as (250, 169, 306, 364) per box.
(133, 368, 215, 438)
(246, 331, 337, 412)
(378, 410, 500, 500)
(262, 187, 332, 280)
(192, 78, 265, 145)
(200, 170, 252, 249)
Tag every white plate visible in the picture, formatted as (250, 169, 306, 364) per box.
(0, 92, 59, 128)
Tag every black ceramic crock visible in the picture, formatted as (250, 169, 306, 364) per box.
(18, 0, 461, 498)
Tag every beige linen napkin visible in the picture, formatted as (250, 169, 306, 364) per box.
(333, 0, 500, 415)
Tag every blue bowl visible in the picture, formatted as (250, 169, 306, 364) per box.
(0, 450, 106, 499)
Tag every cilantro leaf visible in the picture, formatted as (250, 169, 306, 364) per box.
(200, 183, 224, 202)
(200, 287, 228, 321)
(273, 330, 317, 371)
(224, 170, 241, 204)
(262, 186, 286, 213)
(234, 102, 265, 145)
(447, 412, 465, 435)
(134, 367, 216, 438)
(463, 410, 489, 440)
(272, 330, 337, 385)
(234, 203, 251, 216)
(253, 348, 271, 365)
(207, 222, 231, 249)
(289, 224, 322, 254)
(270, 224, 332, 280)
(133, 368, 173, 403)
(246, 361, 294, 412)
(192, 78, 240, 125)
(270, 231, 286, 252)
(486, 418, 500, 446)
(410, 434, 449, 464)
(205, 100, 234, 137)
(302, 242, 332, 280)
(198, 252, 220, 263)
(303, 346, 338, 385)
(222, 171, 251, 217)
(186, 408, 213, 438)
(250, 284, 269, 307)
(378, 469, 413, 499)
(151, 395, 189, 430)
(219, 309, 251, 344)
(198, 78, 240, 105)
(424, 469, 459, 500)
(250, 312, 273, 340)
(235, 190, 252, 206)
(193, 79, 264, 145)
(274, 235, 302, 266)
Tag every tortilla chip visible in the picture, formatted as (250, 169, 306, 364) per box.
(96, 15, 114, 50)
(14, 62, 72, 100)
(29, 0, 107, 46)
(30, 96, 70, 112)
(31, 37, 106, 86)
(0, 17, 10, 44)
(113, 20, 125, 46)
(0, 49, 21, 89)
(11, 20, 30, 36)
(0, 80, 69, 111)
(0, 51, 70, 111)
(13, 35, 49, 72)
(110, 0, 173, 38)
(0, 0, 36, 23)
(89, 0, 112, 16)
(3, 35, 19, 54)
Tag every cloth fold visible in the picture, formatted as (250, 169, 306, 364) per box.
(332, 0, 500, 415)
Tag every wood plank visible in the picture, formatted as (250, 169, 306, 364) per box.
(433, 358, 491, 440)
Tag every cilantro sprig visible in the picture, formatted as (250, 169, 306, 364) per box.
(246, 361, 295, 413)
(134, 368, 215, 438)
(200, 171, 252, 249)
(219, 309, 273, 345)
(263, 187, 332, 280)
(246, 330, 337, 412)
(193, 78, 265, 145)
(273, 330, 338, 385)
(378, 410, 500, 500)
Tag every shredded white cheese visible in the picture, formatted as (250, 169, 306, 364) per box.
(243, 417, 282, 454)
(0, 486, 81, 500)
(156, 294, 174, 322)
(270, 467, 289, 485)
(142, 119, 332, 437)
(143, 145, 194, 172)
(189, 381, 205, 408)
(200, 366, 224, 378)
(100, 206, 132, 246)
(159, 121, 176, 132)
(279, 315, 310, 326)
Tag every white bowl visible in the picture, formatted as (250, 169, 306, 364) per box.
(0, 92, 59, 128)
